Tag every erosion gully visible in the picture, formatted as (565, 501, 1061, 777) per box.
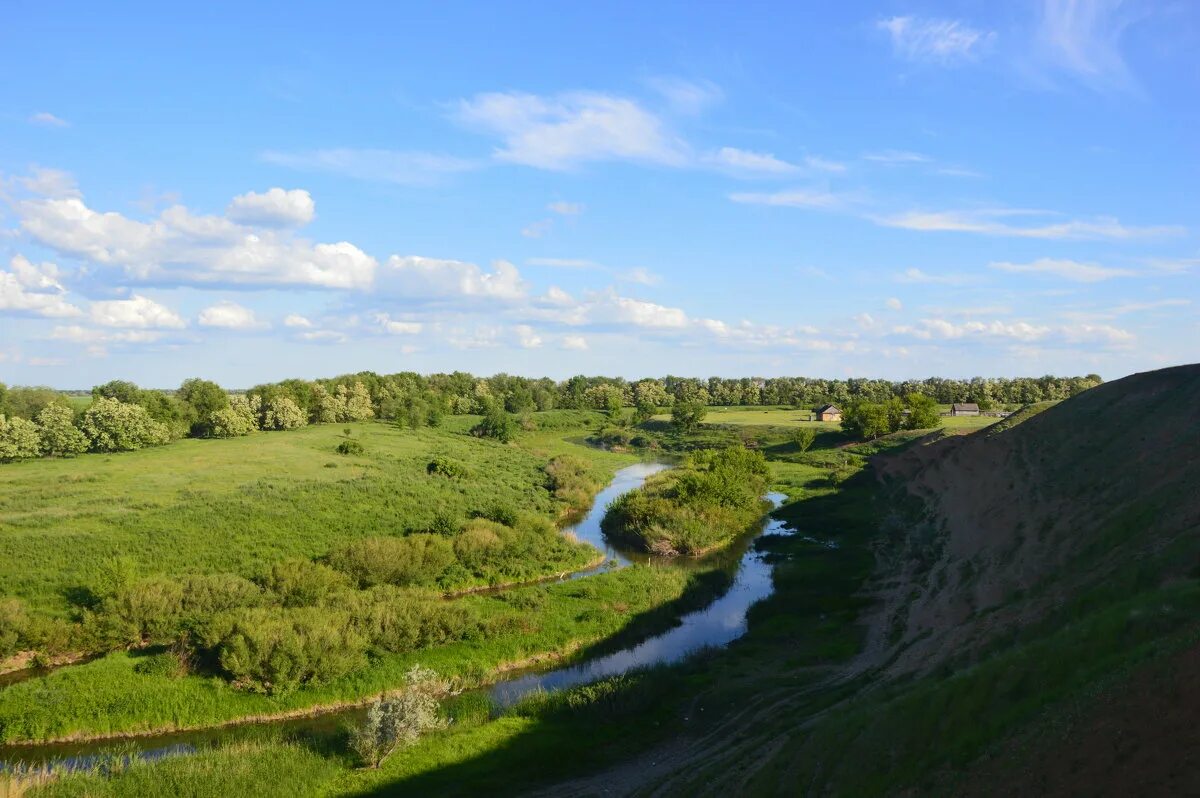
(0, 461, 792, 773)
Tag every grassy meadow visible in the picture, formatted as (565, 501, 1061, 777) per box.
(0, 412, 629, 614)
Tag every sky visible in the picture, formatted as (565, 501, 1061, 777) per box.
(1, 1, 1197, 388)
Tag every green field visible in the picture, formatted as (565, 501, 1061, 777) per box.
(0, 412, 629, 614)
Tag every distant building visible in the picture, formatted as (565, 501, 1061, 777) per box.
(950, 402, 981, 417)
(816, 404, 842, 422)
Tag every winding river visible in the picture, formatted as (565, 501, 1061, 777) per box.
(0, 462, 791, 773)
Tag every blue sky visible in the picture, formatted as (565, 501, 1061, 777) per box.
(1, 1, 1197, 388)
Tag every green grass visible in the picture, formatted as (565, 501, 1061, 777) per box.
(0, 414, 630, 615)
(0, 565, 700, 743)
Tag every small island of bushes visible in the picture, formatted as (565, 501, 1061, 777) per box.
(601, 446, 770, 556)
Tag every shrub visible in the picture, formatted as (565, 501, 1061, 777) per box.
(350, 665, 450, 768)
(101, 576, 185, 645)
(327, 535, 456, 588)
(211, 607, 367, 694)
(427, 456, 468, 479)
(544, 455, 597, 509)
(792, 426, 816, 453)
(471, 404, 516, 443)
(473, 502, 519, 527)
(209, 396, 257, 438)
(260, 560, 350, 607)
(181, 573, 263, 619)
(671, 400, 707, 432)
(133, 651, 186, 679)
(336, 439, 365, 455)
(0, 598, 29, 658)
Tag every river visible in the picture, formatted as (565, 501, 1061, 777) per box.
(0, 461, 791, 773)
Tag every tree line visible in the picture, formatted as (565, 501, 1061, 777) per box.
(0, 371, 1102, 463)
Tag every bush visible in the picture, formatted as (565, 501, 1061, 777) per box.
(210, 607, 367, 694)
(671, 400, 707, 432)
(336, 439, 365, 455)
(792, 426, 816, 453)
(327, 535, 456, 588)
(350, 665, 449, 768)
(133, 651, 186, 679)
(209, 396, 257, 438)
(427, 456, 468, 479)
(260, 560, 350, 607)
(544, 455, 598, 509)
(181, 573, 263, 620)
(471, 405, 516, 443)
(100, 576, 185, 645)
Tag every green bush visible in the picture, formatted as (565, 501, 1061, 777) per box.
(260, 560, 350, 607)
(327, 535, 456, 588)
(427, 456, 468, 478)
(336, 439, 365, 455)
(209, 606, 367, 694)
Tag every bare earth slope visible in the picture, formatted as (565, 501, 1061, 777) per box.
(868, 364, 1200, 677)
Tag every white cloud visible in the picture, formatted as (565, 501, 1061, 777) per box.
(644, 77, 724, 115)
(226, 188, 315, 227)
(894, 268, 975, 285)
(456, 91, 688, 170)
(298, 329, 348, 344)
(373, 313, 423, 335)
(514, 324, 543, 348)
(90, 295, 185, 329)
(591, 294, 689, 329)
(990, 257, 1135, 282)
(0, 256, 81, 318)
(16, 183, 377, 289)
(17, 167, 81, 199)
(198, 301, 268, 330)
(262, 149, 476, 185)
(729, 189, 845, 209)
(863, 150, 931, 164)
(29, 112, 69, 128)
(708, 147, 798, 175)
(804, 155, 846, 173)
(51, 325, 164, 345)
(885, 297, 903, 310)
(283, 313, 313, 328)
(561, 335, 589, 350)
(547, 201, 584, 216)
(878, 16, 994, 64)
(891, 317, 1134, 348)
(527, 257, 601, 270)
(875, 208, 1183, 240)
(618, 267, 662, 286)
(1034, 0, 1139, 93)
(521, 219, 553, 238)
(380, 256, 526, 301)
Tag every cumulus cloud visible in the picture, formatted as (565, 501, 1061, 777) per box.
(226, 188, 315, 227)
(456, 91, 688, 170)
(198, 301, 268, 330)
(379, 256, 526, 301)
(90, 295, 185, 329)
(990, 257, 1135, 282)
(51, 325, 164, 345)
(0, 255, 81, 318)
(15, 180, 377, 289)
(885, 297, 903, 310)
(891, 317, 1133, 347)
(514, 324, 543, 348)
(560, 335, 589, 350)
(283, 313, 313, 328)
(878, 16, 994, 64)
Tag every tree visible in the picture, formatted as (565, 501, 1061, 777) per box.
(671, 400, 707, 432)
(792, 426, 816, 453)
(209, 395, 257, 438)
(0, 414, 41, 461)
(632, 399, 656, 425)
(339, 382, 375, 422)
(350, 665, 450, 768)
(262, 396, 307, 430)
(79, 398, 171, 452)
(471, 404, 516, 443)
(35, 403, 88, 457)
(177, 378, 230, 437)
(903, 393, 940, 430)
(91, 379, 143, 405)
(312, 384, 342, 423)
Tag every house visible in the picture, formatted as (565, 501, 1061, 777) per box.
(950, 402, 980, 417)
(816, 404, 842, 422)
